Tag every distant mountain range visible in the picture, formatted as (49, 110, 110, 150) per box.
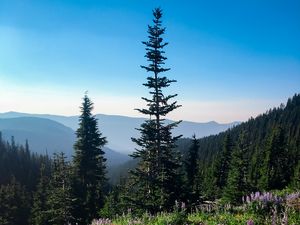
(0, 111, 239, 181)
(0, 111, 239, 154)
(0, 117, 129, 168)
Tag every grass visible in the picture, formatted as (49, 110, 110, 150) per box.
(92, 190, 300, 225)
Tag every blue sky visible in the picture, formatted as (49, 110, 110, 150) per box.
(0, 0, 299, 122)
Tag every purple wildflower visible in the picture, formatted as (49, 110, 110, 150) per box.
(91, 218, 112, 225)
(246, 219, 254, 225)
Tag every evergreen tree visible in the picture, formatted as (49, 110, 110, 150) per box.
(213, 133, 234, 196)
(99, 180, 127, 219)
(222, 131, 249, 204)
(259, 127, 290, 190)
(31, 164, 50, 225)
(72, 94, 107, 224)
(0, 136, 51, 225)
(291, 134, 300, 189)
(185, 135, 199, 187)
(184, 135, 200, 203)
(0, 177, 30, 225)
(130, 8, 182, 213)
(47, 153, 73, 225)
(291, 160, 300, 189)
(201, 163, 216, 200)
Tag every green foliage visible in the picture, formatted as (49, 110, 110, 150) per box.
(128, 8, 183, 213)
(47, 152, 74, 225)
(212, 134, 234, 196)
(0, 133, 51, 190)
(222, 131, 249, 204)
(0, 134, 51, 225)
(186, 94, 300, 202)
(291, 159, 300, 189)
(101, 190, 299, 225)
(188, 211, 258, 225)
(31, 164, 50, 225)
(72, 94, 108, 224)
(99, 181, 127, 218)
(0, 177, 30, 225)
(184, 135, 200, 203)
(259, 127, 291, 190)
(98, 212, 188, 225)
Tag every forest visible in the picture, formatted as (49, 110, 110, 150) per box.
(0, 8, 299, 225)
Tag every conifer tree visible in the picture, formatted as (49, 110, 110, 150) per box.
(47, 153, 73, 225)
(201, 164, 215, 200)
(259, 127, 290, 190)
(291, 134, 300, 189)
(72, 94, 107, 224)
(222, 131, 249, 204)
(130, 8, 182, 213)
(31, 164, 50, 225)
(213, 133, 234, 195)
(185, 135, 199, 187)
(291, 160, 300, 189)
(184, 135, 200, 203)
(0, 177, 30, 225)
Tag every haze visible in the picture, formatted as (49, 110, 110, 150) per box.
(0, 0, 299, 123)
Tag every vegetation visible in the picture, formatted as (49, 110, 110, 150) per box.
(0, 7, 299, 225)
(72, 94, 108, 224)
(128, 7, 183, 213)
(92, 191, 300, 224)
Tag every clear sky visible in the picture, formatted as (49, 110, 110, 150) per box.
(0, 0, 299, 123)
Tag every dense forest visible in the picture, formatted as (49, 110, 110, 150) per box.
(1, 95, 299, 225)
(174, 92, 300, 200)
(0, 7, 299, 225)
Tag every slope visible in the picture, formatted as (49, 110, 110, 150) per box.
(0, 117, 129, 167)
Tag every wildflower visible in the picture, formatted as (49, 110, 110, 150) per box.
(246, 196, 251, 204)
(286, 192, 300, 200)
(181, 202, 186, 210)
(91, 218, 112, 225)
(246, 219, 254, 225)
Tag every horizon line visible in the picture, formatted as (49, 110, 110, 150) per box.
(0, 110, 242, 125)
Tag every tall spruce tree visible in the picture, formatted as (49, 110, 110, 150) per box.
(222, 131, 249, 204)
(213, 133, 234, 196)
(130, 8, 182, 213)
(47, 153, 73, 225)
(31, 164, 50, 225)
(0, 177, 30, 225)
(291, 133, 300, 189)
(184, 135, 200, 203)
(72, 94, 107, 224)
(259, 127, 290, 190)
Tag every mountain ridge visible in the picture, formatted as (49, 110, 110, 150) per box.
(0, 117, 130, 167)
(0, 111, 239, 154)
(0, 111, 239, 125)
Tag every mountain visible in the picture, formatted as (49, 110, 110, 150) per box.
(0, 117, 129, 167)
(0, 112, 239, 154)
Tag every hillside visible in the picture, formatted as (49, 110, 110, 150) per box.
(180, 93, 300, 200)
(0, 117, 129, 167)
(195, 94, 300, 165)
(110, 94, 300, 187)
